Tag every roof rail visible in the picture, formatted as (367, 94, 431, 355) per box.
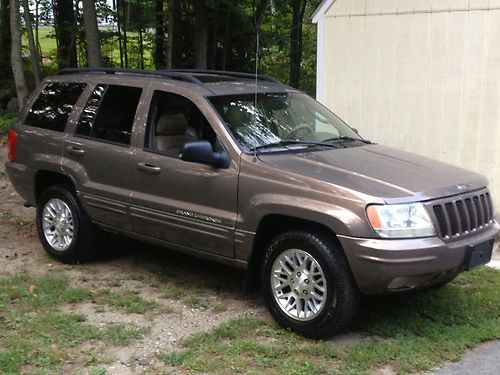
(161, 69, 284, 84)
(57, 67, 284, 85)
(57, 67, 202, 84)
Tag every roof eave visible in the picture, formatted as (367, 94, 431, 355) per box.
(311, 0, 336, 23)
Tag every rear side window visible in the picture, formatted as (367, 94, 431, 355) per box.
(76, 84, 142, 145)
(25, 82, 85, 132)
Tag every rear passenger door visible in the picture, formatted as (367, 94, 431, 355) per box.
(19, 82, 86, 180)
(62, 83, 145, 230)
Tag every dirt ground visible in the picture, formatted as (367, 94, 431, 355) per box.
(0, 143, 270, 374)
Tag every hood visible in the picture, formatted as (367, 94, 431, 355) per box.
(257, 144, 488, 203)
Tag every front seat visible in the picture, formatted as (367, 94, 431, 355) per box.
(155, 112, 197, 154)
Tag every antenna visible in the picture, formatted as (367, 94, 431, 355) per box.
(252, 0, 268, 162)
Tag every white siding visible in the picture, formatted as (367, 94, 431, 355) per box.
(318, 0, 500, 205)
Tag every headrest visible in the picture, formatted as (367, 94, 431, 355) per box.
(156, 112, 188, 135)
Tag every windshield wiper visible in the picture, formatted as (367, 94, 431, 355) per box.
(322, 136, 372, 144)
(250, 140, 338, 152)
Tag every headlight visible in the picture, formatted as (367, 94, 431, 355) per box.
(366, 203, 436, 238)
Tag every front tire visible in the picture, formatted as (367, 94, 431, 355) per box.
(36, 184, 98, 264)
(262, 231, 359, 339)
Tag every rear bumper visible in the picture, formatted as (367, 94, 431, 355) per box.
(338, 221, 500, 294)
(5, 161, 37, 206)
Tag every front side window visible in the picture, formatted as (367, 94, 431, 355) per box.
(145, 91, 217, 156)
(25, 82, 85, 132)
(76, 84, 142, 145)
(209, 92, 364, 151)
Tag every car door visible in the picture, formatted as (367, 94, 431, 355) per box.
(129, 87, 239, 258)
(62, 82, 146, 230)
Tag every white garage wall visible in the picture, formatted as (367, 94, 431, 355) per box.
(316, 0, 500, 205)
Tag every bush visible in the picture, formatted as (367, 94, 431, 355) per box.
(0, 110, 17, 134)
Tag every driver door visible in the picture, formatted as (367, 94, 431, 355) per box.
(130, 88, 238, 258)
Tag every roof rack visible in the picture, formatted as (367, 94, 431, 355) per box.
(160, 69, 283, 84)
(57, 67, 203, 84)
(57, 67, 284, 85)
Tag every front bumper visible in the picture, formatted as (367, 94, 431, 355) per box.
(338, 221, 500, 294)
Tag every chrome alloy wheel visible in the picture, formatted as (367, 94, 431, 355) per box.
(271, 249, 327, 321)
(42, 198, 75, 251)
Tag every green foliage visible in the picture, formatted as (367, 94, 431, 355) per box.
(0, 109, 17, 133)
(22, 1, 321, 93)
(161, 268, 500, 374)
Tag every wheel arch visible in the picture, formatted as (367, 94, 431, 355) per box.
(34, 170, 76, 203)
(244, 214, 349, 293)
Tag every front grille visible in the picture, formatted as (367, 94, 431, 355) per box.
(432, 192, 493, 239)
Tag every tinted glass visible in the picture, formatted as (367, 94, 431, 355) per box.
(76, 84, 106, 137)
(25, 82, 85, 132)
(76, 85, 142, 145)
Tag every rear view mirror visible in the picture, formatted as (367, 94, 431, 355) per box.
(180, 141, 229, 168)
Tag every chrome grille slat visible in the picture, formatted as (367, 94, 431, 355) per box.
(431, 190, 493, 240)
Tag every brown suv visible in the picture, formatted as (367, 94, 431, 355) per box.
(5, 68, 499, 338)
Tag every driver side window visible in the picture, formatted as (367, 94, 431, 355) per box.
(145, 91, 217, 156)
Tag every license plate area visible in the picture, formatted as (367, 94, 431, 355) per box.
(464, 239, 494, 271)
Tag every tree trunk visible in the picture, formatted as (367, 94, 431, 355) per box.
(193, 0, 207, 69)
(35, 0, 42, 64)
(22, 0, 41, 83)
(154, 0, 165, 68)
(138, 5, 144, 69)
(82, 0, 101, 67)
(221, 6, 230, 70)
(9, 0, 28, 110)
(53, 0, 77, 68)
(115, 0, 124, 67)
(0, 0, 12, 82)
(289, 0, 306, 88)
(122, 0, 128, 67)
(207, 6, 217, 69)
(168, 0, 181, 68)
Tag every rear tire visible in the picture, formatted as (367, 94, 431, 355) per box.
(36, 184, 98, 263)
(262, 230, 359, 339)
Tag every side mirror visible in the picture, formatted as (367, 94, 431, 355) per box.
(180, 141, 229, 168)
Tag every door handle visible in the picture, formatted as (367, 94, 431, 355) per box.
(66, 146, 85, 156)
(137, 162, 161, 174)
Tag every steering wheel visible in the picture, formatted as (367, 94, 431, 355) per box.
(284, 124, 314, 139)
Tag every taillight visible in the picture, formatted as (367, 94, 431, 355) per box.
(7, 130, 18, 161)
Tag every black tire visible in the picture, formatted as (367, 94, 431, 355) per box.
(36, 184, 98, 264)
(262, 230, 359, 339)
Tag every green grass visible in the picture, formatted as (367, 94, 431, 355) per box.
(186, 296, 209, 309)
(24, 27, 154, 69)
(0, 274, 149, 374)
(95, 289, 156, 314)
(0, 274, 100, 374)
(161, 268, 500, 375)
(0, 110, 17, 133)
(104, 323, 147, 346)
(160, 284, 185, 299)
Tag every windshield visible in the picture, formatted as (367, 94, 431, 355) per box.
(209, 92, 364, 151)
